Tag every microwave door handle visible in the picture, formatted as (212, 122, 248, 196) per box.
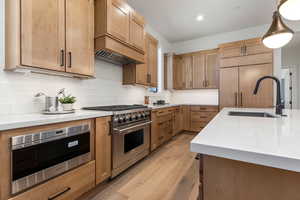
(114, 121, 152, 134)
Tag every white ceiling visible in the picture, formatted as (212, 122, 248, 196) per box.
(127, 0, 277, 43)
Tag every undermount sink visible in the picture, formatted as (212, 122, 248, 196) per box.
(228, 111, 277, 118)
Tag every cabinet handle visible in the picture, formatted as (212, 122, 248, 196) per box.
(60, 49, 65, 67)
(234, 92, 238, 107)
(48, 187, 71, 200)
(68, 52, 72, 68)
(240, 92, 243, 107)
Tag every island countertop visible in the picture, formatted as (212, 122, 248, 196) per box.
(191, 107, 300, 173)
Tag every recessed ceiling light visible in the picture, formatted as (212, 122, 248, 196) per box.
(196, 15, 204, 21)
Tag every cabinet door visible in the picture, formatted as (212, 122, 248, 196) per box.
(66, 0, 94, 76)
(173, 56, 184, 89)
(147, 34, 158, 87)
(129, 10, 145, 52)
(192, 53, 206, 89)
(205, 52, 219, 88)
(151, 112, 160, 151)
(95, 117, 112, 185)
(219, 41, 243, 59)
(244, 38, 272, 56)
(219, 68, 239, 109)
(107, 0, 130, 43)
(182, 55, 193, 89)
(20, 0, 65, 71)
(182, 105, 190, 130)
(239, 64, 273, 108)
(136, 35, 148, 86)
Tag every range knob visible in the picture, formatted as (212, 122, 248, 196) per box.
(113, 116, 119, 123)
(137, 113, 142, 118)
(118, 115, 125, 123)
(125, 114, 131, 121)
(131, 114, 137, 120)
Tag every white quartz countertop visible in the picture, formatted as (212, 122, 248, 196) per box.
(0, 110, 113, 131)
(191, 107, 300, 173)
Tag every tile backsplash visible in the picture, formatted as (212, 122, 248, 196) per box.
(0, 59, 148, 115)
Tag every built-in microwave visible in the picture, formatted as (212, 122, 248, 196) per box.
(11, 124, 91, 195)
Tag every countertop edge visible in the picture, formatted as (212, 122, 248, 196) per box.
(190, 140, 300, 173)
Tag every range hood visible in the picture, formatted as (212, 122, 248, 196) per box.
(95, 36, 145, 66)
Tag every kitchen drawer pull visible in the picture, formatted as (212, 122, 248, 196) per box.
(48, 187, 71, 200)
(234, 92, 238, 107)
(240, 92, 243, 107)
(68, 52, 72, 68)
(200, 116, 208, 119)
(60, 49, 65, 67)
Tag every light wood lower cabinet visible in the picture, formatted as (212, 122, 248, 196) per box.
(9, 161, 95, 200)
(95, 117, 112, 185)
(190, 106, 218, 132)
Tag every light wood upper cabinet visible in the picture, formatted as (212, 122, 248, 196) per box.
(205, 52, 219, 88)
(220, 67, 239, 109)
(107, 0, 130, 43)
(239, 64, 273, 108)
(147, 34, 158, 87)
(95, 117, 112, 185)
(219, 38, 272, 68)
(123, 33, 158, 87)
(182, 55, 193, 89)
(20, 0, 65, 72)
(192, 53, 206, 89)
(65, 0, 94, 76)
(129, 10, 145, 51)
(173, 55, 184, 89)
(6, 0, 95, 77)
(173, 49, 219, 90)
(219, 41, 244, 59)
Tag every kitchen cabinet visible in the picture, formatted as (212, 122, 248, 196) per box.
(95, 117, 112, 185)
(0, 119, 95, 200)
(129, 10, 146, 52)
(151, 108, 174, 151)
(173, 106, 183, 135)
(173, 55, 184, 89)
(123, 33, 158, 87)
(182, 105, 191, 131)
(173, 49, 219, 90)
(220, 64, 273, 109)
(9, 162, 95, 200)
(94, 0, 145, 64)
(65, 0, 95, 75)
(219, 38, 272, 68)
(6, 0, 94, 77)
(190, 106, 219, 132)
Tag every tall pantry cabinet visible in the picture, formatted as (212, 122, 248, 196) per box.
(219, 38, 274, 109)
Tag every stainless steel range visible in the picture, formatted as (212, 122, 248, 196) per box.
(83, 105, 151, 177)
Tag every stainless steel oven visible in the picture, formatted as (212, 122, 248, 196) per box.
(112, 120, 151, 177)
(11, 124, 91, 195)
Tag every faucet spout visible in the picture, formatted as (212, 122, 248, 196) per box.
(253, 76, 283, 115)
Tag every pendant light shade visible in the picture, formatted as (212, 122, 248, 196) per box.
(262, 11, 294, 49)
(279, 0, 300, 20)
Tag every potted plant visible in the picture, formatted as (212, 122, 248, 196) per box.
(58, 95, 76, 111)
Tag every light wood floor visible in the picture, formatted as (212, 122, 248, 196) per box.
(80, 133, 199, 200)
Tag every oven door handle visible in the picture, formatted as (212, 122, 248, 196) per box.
(113, 121, 152, 134)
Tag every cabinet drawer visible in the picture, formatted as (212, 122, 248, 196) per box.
(220, 53, 272, 68)
(190, 106, 218, 112)
(10, 161, 95, 200)
(190, 121, 208, 132)
(158, 114, 173, 123)
(191, 111, 217, 122)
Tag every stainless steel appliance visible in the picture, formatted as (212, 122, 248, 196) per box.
(11, 124, 91, 195)
(83, 105, 151, 177)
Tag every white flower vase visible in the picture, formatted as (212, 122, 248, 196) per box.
(62, 104, 73, 111)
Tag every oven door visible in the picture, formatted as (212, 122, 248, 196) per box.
(112, 121, 151, 173)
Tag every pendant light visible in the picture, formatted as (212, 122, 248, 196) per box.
(279, 0, 300, 20)
(262, 11, 294, 49)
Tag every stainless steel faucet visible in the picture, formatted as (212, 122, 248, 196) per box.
(253, 76, 283, 116)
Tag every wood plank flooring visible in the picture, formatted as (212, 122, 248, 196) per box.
(80, 133, 199, 200)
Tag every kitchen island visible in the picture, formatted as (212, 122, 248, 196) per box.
(191, 107, 300, 200)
